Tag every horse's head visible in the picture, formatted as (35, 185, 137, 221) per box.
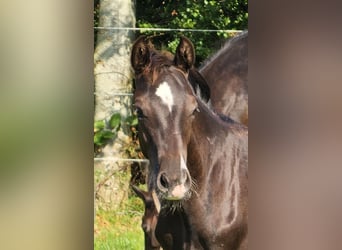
(131, 36, 202, 200)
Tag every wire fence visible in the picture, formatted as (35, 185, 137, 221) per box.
(94, 157, 149, 163)
(94, 26, 244, 34)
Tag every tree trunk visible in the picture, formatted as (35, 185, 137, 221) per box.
(94, 0, 135, 210)
(94, 0, 135, 157)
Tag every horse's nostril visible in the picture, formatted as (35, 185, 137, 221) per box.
(160, 174, 169, 188)
(157, 172, 169, 192)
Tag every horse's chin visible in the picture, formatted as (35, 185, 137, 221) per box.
(165, 195, 184, 201)
(160, 199, 184, 213)
(159, 190, 191, 203)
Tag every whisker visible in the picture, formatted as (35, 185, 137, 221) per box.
(190, 178, 199, 197)
(160, 199, 184, 215)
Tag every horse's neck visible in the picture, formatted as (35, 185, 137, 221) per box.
(187, 105, 224, 179)
(188, 103, 247, 185)
(192, 101, 225, 141)
(186, 112, 248, 243)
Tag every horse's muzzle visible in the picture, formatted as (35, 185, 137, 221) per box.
(156, 169, 191, 200)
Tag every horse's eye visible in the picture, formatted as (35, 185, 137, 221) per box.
(135, 107, 146, 120)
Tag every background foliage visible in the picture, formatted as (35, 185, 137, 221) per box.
(135, 0, 248, 66)
(94, 0, 248, 65)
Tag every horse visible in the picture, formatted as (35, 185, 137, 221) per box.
(199, 31, 248, 125)
(131, 185, 161, 250)
(131, 36, 248, 249)
(131, 33, 247, 188)
(131, 185, 191, 250)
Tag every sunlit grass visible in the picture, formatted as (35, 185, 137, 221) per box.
(94, 189, 145, 250)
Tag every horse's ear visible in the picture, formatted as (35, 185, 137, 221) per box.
(188, 69, 211, 102)
(131, 185, 147, 203)
(174, 36, 195, 72)
(131, 36, 150, 73)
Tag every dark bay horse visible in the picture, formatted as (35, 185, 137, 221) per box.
(131, 185, 161, 250)
(131, 185, 191, 250)
(199, 31, 248, 125)
(131, 36, 248, 249)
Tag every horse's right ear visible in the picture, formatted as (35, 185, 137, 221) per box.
(131, 36, 150, 73)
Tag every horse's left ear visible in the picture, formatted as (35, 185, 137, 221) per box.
(174, 36, 195, 72)
(131, 185, 148, 203)
(131, 36, 150, 73)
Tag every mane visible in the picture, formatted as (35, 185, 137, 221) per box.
(149, 50, 174, 72)
(188, 68, 211, 102)
(196, 96, 248, 136)
(146, 47, 210, 104)
(199, 30, 248, 71)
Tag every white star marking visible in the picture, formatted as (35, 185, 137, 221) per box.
(155, 81, 174, 112)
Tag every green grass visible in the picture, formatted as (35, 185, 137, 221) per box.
(95, 192, 145, 250)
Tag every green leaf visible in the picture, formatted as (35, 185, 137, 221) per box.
(94, 120, 105, 131)
(109, 113, 121, 130)
(94, 130, 116, 146)
(125, 115, 138, 127)
(94, 133, 104, 146)
(101, 130, 116, 139)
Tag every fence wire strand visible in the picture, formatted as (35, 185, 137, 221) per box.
(94, 157, 149, 163)
(94, 26, 243, 34)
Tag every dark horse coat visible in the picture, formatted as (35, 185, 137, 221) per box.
(131, 36, 248, 250)
(199, 31, 248, 125)
(131, 185, 191, 250)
